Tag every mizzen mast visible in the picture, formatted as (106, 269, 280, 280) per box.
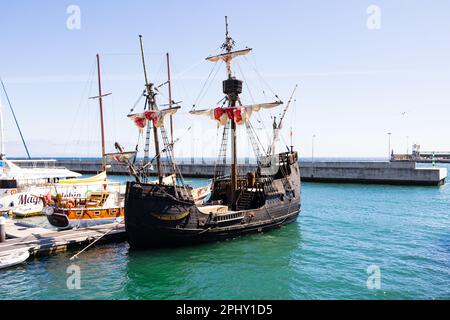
(139, 35, 163, 184)
(269, 85, 298, 156)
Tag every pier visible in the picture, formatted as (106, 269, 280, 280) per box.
(0, 219, 125, 257)
(391, 144, 450, 163)
(392, 152, 450, 163)
(21, 158, 447, 186)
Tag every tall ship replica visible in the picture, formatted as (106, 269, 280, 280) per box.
(120, 18, 301, 248)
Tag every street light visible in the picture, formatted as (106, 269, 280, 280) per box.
(311, 134, 316, 177)
(406, 136, 409, 155)
(387, 132, 392, 161)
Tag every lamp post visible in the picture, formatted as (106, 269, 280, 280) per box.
(311, 134, 316, 176)
(387, 132, 392, 161)
(406, 136, 409, 155)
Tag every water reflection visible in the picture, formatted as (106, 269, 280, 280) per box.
(124, 221, 302, 300)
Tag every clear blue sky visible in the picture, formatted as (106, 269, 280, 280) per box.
(1, 0, 449, 159)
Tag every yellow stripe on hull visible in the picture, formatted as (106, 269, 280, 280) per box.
(151, 211, 189, 221)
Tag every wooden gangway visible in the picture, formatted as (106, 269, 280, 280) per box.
(0, 219, 125, 257)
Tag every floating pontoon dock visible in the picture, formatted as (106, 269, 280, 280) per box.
(0, 219, 125, 257)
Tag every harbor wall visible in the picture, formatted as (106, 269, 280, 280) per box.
(300, 161, 447, 186)
(30, 159, 448, 186)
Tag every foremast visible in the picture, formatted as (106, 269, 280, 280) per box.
(139, 35, 163, 184)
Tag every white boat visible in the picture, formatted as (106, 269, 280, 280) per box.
(0, 249, 30, 269)
(0, 66, 127, 219)
(0, 94, 88, 215)
(0, 158, 81, 188)
(192, 184, 211, 204)
(0, 165, 118, 216)
(13, 204, 43, 217)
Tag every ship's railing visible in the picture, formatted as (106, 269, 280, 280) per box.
(16, 179, 122, 189)
(10, 159, 70, 170)
(17, 179, 58, 187)
(214, 211, 245, 223)
(177, 158, 258, 165)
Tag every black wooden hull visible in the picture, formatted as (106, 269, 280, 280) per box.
(125, 152, 301, 248)
(127, 212, 299, 248)
(126, 203, 300, 248)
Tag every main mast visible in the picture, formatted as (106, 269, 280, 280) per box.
(221, 16, 242, 207)
(139, 35, 163, 184)
(191, 18, 284, 207)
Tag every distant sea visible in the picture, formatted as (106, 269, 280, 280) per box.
(9, 156, 390, 163)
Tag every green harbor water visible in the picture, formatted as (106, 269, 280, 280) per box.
(1, 166, 450, 300)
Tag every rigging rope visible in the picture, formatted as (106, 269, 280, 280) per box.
(129, 91, 145, 113)
(248, 120, 267, 156)
(243, 56, 279, 99)
(192, 61, 219, 110)
(0, 77, 31, 159)
(235, 60, 256, 105)
(240, 56, 279, 147)
(195, 62, 223, 110)
(65, 58, 96, 159)
(70, 219, 125, 261)
(143, 126, 192, 164)
(169, 57, 201, 106)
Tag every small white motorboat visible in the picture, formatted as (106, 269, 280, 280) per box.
(192, 184, 211, 204)
(0, 249, 30, 269)
(13, 205, 43, 218)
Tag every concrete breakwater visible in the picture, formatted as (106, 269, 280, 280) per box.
(300, 161, 447, 185)
(29, 159, 448, 186)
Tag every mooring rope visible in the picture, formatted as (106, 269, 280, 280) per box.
(69, 219, 125, 261)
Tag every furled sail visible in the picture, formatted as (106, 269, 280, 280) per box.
(58, 171, 107, 184)
(190, 102, 282, 126)
(128, 106, 180, 130)
(206, 48, 252, 63)
(105, 151, 137, 163)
